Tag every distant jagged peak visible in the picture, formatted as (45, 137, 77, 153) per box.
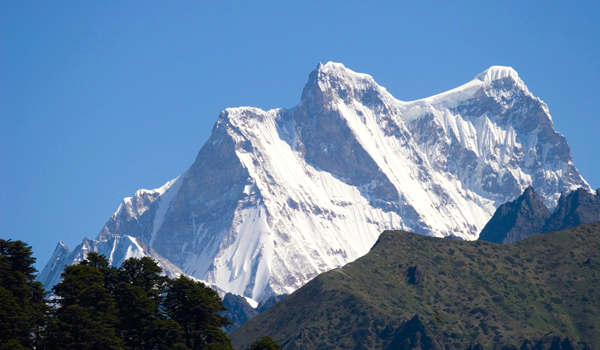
(506, 185, 548, 211)
(557, 186, 596, 202)
(57, 241, 69, 251)
(478, 185, 551, 244)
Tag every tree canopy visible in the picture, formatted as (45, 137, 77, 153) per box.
(247, 336, 284, 350)
(0, 239, 49, 349)
(1, 240, 238, 350)
(45, 254, 234, 350)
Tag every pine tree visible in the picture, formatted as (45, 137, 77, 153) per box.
(36, 252, 233, 350)
(43, 262, 123, 349)
(164, 275, 233, 350)
(0, 239, 49, 349)
(145, 318, 188, 350)
(80, 252, 120, 294)
(114, 257, 174, 350)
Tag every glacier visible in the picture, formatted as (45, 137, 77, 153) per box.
(39, 62, 589, 301)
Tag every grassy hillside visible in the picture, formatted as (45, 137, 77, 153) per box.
(231, 222, 600, 349)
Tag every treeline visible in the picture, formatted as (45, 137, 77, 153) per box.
(0, 239, 281, 350)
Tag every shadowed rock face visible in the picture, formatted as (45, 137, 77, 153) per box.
(151, 116, 251, 268)
(479, 186, 600, 244)
(520, 340, 534, 350)
(478, 186, 551, 244)
(219, 292, 289, 332)
(295, 67, 401, 210)
(543, 188, 600, 233)
(220, 293, 259, 333)
(549, 337, 575, 350)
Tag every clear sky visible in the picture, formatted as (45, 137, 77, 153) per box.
(1, 1, 599, 269)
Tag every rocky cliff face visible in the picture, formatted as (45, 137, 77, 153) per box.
(479, 187, 600, 244)
(478, 187, 552, 244)
(39, 63, 589, 301)
(544, 188, 600, 233)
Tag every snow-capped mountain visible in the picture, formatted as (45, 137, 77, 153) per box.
(38, 234, 185, 290)
(39, 62, 589, 301)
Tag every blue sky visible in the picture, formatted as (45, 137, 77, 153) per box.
(1, 1, 599, 269)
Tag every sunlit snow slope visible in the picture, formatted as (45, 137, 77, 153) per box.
(40, 63, 589, 301)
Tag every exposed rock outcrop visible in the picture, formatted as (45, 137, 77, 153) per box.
(478, 186, 551, 244)
(479, 186, 600, 244)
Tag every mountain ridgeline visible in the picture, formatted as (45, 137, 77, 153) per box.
(231, 222, 600, 350)
(220, 293, 288, 332)
(39, 63, 589, 302)
(479, 187, 600, 244)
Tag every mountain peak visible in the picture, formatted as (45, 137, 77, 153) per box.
(301, 61, 380, 103)
(317, 61, 346, 72)
(479, 186, 600, 244)
(475, 65, 520, 84)
(478, 186, 551, 244)
(523, 186, 536, 197)
(544, 187, 600, 233)
(312, 61, 376, 84)
(40, 63, 589, 301)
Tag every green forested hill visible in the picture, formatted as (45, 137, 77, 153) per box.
(231, 222, 600, 350)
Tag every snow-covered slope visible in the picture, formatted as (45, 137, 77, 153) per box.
(39, 63, 589, 300)
(38, 176, 187, 288)
(37, 235, 185, 289)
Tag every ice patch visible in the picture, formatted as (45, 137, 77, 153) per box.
(244, 297, 258, 309)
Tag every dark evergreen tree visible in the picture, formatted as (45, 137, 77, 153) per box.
(119, 257, 168, 301)
(114, 283, 158, 349)
(0, 339, 28, 350)
(81, 252, 120, 294)
(164, 275, 233, 350)
(35, 252, 231, 350)
(247, 336, 283, 350)
(0, 239, 49, 349)
(144, 318, 188, 350)
(113, 257, 177, 350)
(81, 251, 110, 269)
(43, 262, 123, 349)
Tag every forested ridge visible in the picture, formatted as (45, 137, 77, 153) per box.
(232, 223, 600, 349)
(0, 239, 281, 350)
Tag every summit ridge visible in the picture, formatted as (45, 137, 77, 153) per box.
(476, 65, 520, 83)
